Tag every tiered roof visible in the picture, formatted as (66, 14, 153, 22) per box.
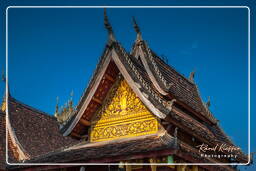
(0, 9, 248, 171)
(52, 12, 247, 168)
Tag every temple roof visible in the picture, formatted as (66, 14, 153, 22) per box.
(25, 131, 177, 163)
(57, 39, 247, 163)
(0, 11, 248, 169)
(60, 13, 220, 136)
(60, 41, 172, 135)
(0, 110, 7, 170)
(20, 131, 237, 171)
(131, 32, 217, 124)
(0, 96, 80, 167)
(0, 108, 17, 170)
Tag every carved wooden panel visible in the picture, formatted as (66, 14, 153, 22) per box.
(90, 77, 158, 142)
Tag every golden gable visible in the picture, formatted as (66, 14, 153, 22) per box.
(90, 77, 159, 142)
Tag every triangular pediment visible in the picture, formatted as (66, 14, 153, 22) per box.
(89, 76, 159, 142)
(61, 42, 169, 137)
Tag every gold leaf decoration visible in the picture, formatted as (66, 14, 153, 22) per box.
(90, 77, 158, 142)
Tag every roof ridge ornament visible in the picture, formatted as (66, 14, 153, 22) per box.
(104, 8, 116, 43)
(206, 96, 210, 108)
(1, 68, 6, 83)
(166, 99, 176, 111)
(1, 68, 6, 111)
(189, 70, 195, 82)
(2, 67, 10, 96)
(54, 90, 75, 124)
(68, 90, 74, 110)
(54, 96, 59, 117)
(132, 16, 142, 41)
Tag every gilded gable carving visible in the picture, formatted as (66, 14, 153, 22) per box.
(90, 76, 158, 142)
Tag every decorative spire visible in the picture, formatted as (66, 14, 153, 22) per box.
(1, 68, 6, 83)
(206, 96, 210, 108)
(68, 90, 74, 110)
(2, 67, 10, 96)
(1, 97, 6, 112)
(104, 8, 115, 43)
(54, 91, 75, 124)
(189, 70, 195, 82)
(54, 96, 59, 117)
(132, 16, 142, 41)
(1, 69, 6, 111)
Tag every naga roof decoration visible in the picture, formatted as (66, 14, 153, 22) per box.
(104, 8, 116, 44)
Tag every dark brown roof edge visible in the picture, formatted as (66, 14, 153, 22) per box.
(9, 96, 54, 120)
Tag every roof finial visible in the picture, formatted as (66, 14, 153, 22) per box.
(104, 8, 115, 42)
(54, 96, 59, 117)
(69, 90, 74, 110)
(132, 16, 142, 41)
(189, 70, 195, 82)
(2, 67, 10, 96)
(1, 68, 6, 83)
(1, 69, 6, 111)
(206, 96, 210, 108)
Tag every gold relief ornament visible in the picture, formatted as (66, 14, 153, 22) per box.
(54, 91, 74, 124)
(1, 99, 6, 112)
(90, 77, 158, 142)
(93, 78, 148, 123)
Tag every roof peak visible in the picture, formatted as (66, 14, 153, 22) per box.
(132, 16, 142, 41)
(104, 9, 116, 43)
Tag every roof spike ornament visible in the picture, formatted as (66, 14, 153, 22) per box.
(54, 96, 59, 118)
(1, 68, 6, 83)
(68, 90, 74, 110)
(104, 8, 116, 43)
(132, 16, 142, 41)
(2, 67, 10, 96)
(1, 69, 6, 112)
(189, 70, 195, 82)
(166, 99, 176, 111)
(206, 96, 211, 108)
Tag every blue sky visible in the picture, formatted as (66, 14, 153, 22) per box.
(0, 0, 255, 170)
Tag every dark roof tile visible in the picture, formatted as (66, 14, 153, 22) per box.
(0, 111, 6, 170)
(8, 97, 79, 159)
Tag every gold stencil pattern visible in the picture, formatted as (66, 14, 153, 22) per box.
(90, 77, 158, 142)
